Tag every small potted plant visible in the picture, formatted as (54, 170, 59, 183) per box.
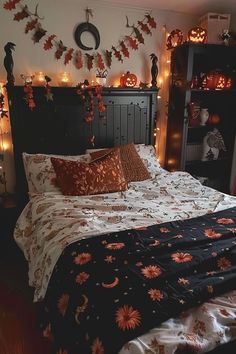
(96, 69, 108, 86)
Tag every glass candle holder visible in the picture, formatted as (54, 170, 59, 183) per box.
(34, 71, 45, 86)
(20, 74, 35, 85)
(58, 72, 72, 87)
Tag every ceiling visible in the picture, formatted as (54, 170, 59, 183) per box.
(98, 0, 236, 15)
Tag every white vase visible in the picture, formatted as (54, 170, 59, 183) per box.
(200, 108, 209, 126)
(96, 77, 107, 86)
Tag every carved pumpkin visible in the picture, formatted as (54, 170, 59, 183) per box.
(204, 71, 227, 90)
(208, 113, 220, 125)
(120, 71, 137, 88)
(216, 75, 226, 89)
(166, 29, 183, 50)
(188, 26, 207, 43)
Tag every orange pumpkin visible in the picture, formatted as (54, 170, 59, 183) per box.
(204, 71, 227, 90)
(120, 72, 137, 88)
(166, 29, 184, 49)
(188, 26, 207, 43)
(208, 113, 220, 125)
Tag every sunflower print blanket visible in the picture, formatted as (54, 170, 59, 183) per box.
(41, 207, 236, 354)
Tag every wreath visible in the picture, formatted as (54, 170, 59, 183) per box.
(3, 0, 157, 71)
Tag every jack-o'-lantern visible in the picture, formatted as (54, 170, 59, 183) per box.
(166, 29, 184, 49)
(188, 26, 207, 43)
(208, 113, 220, 125)
(216, 75, 227, 89)
(120, 71, 137, 88)
(204, 71, 227, 90)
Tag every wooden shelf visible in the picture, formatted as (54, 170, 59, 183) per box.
(165, 43, 236, 194)
(190, 89, 236, 93)
(185, 157, 229, 167)
(188, 124, 220, 130)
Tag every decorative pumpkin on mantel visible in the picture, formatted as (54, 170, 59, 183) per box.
(120, 71, 137, 88)
(188, 26, 207, 43)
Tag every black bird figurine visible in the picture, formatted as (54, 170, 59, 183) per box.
(4, 42, 16, 87)
(150, 53, 158, 88)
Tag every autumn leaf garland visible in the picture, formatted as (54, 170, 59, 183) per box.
(3, 0, 157, 71)
(0, 91, 8, 118)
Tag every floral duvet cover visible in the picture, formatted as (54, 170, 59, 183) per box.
(14, 169, 236, 353)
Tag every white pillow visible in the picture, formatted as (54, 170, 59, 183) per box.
(134, 144, 162, 175)
(22, 152, 91, 197)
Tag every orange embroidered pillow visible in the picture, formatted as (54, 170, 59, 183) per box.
(51, 150, 128, 196)
(90, 143, 150, 182)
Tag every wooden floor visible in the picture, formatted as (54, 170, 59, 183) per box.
(0, 238, 52, 354)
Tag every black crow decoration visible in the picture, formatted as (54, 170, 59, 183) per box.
(4, 42, 16, 86)
(150, 53, 158, 88)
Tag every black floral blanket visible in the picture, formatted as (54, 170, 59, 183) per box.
(40, 207, 236, 354)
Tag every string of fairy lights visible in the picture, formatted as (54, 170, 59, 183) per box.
(0, 83, 11, 194)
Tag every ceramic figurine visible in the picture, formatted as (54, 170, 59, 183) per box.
(201, 128, 226, 161)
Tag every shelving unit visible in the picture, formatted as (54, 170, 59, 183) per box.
(165, 43, 236, 193)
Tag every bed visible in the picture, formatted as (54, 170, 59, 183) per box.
(6, 81, 236, 354)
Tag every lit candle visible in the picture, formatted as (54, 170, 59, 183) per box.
(58, 72, 72, 87)
(34, 71, 45, 86)
(20, 74, 35, 85)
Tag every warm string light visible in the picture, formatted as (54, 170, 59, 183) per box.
(158, 77, 163, 86)
(0, 103, 7, 194)
(154, 24, 172, 166)
(0, 83, 19, 195)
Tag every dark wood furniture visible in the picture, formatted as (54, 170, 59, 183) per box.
(6, 86, 158, 211)
(0, 195, 17, 255)
(165, 43, 236, 194)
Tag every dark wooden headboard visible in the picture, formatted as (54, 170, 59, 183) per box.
(7, 85, 158, 210)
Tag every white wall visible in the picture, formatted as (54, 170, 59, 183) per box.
(0, 0, 197, 84)
(0, 0, 198, 193)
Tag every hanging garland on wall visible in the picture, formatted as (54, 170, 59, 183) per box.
(3, 0, 157, 71)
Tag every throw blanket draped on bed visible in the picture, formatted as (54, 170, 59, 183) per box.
(41, 207, 236, 354)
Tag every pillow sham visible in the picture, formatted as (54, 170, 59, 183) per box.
(135, 144, 162, 175)
(22, 152, 90, 196)
(89, 143, 151, 182)
(51, 149, 128, 196)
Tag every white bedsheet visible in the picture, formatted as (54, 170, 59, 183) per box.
(14, 169, 236, 353)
